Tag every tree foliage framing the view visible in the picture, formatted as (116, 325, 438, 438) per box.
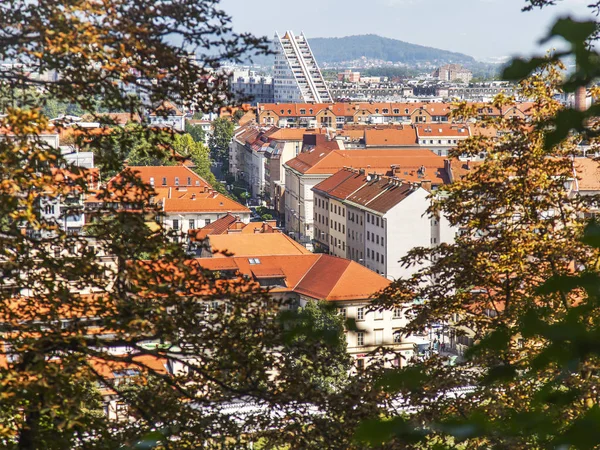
(354, 6, 600, 450)
(0, 1, 392, 449)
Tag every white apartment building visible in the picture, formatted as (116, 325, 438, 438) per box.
(273, 31, 332, 103)
(313, 168, 456, 280)
(284, 148, 449, 245)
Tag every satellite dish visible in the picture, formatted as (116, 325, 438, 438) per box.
(366, 175, 372, 181)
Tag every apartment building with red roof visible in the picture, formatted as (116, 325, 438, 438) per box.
(257, 101, 534, 128)
(283, 148, 450, 244)
(312, 168, 452, 280)
(197, 253, 415, 366)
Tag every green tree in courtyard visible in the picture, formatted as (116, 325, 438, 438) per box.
(209, 117, 235, 165)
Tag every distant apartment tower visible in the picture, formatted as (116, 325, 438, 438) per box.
(229, 69, 275, 106)
(432, 64, 472, 84)
(273, 31, 333, 103)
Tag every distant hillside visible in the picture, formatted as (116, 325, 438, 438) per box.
(242, 34, 476, 68)
(308, 34, 475, 65)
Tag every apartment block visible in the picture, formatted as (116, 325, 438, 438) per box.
(284, 148, 449, 244)
(273, 31, 332, 103)
(313, 168, 457, 280)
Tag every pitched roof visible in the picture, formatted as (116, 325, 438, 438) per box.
(364, 126, 417, 146)
(197, 254, 390, 301)
(285, 149, 448, 184)
(207, 233, 311, 257)
(415, 123, 471, 138)
(574, 157, 600, 192)
(161, 193, 250, 214)
(315, 168, 420, 214)
(346, 177, 416, 214)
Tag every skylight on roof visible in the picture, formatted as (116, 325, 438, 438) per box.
(248, 258, 261, 265)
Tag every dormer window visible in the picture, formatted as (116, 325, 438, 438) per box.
(300, 109, 306, 114)
(393, 109, 399, 114)
(382, 109, 389, 114)
(309, 109, 313, 114)
(375, 109, 379, 113)
(175, 177, 179, 186)
(162, 177, 167, 186)
(187, 177, 191, 186)
(405, 108, 409, 114)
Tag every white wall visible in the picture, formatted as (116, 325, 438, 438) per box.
(384, 188, 431, 280)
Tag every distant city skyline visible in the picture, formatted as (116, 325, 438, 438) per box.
(221, 0, 595, 61)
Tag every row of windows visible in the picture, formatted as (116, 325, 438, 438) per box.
(341, 306, 402, 321)
(355, 330, 403, 346)
(367, 248, 385, 264)
(419, 139, 459, 145)
(348, 211, 363, 225)
(149, 176, 197, 187)
(366, 213, 384, 228)
(366, 230, 384, 247)
(172, 218, 211, 230)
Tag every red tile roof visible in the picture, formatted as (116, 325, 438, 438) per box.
(285, 149, 448, 184)
(197, 254, 390, 301)
(161, 193, 249, 214)
(315, 168, 421, 214)
(206, 233, 311, 257)
(364, 126, 417, 146)
(415, 123, 471, 138)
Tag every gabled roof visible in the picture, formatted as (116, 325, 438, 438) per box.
(207, 233, 311, 258)
(364, 126, 418, 146)
(574, 157, 600, 192)
(197, 254, 390, 301)
(285, 149, 447, 183)
(415, 123, 471, 138)
(161, 193, 249, 214)
(315, 168, 421, 214)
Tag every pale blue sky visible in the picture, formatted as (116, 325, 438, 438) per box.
(220, 0, 595, 60)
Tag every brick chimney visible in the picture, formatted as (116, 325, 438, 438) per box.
(421, 180, 432, 192)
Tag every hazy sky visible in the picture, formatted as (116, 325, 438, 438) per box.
(220, 0, 596, 61)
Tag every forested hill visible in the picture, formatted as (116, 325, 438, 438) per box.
(308, 34, 475, 65)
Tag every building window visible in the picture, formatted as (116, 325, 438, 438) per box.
(393, 308, 402, 319)
(172, 219, 179, 230)
(357, 307, 364, 321)
(357, 331, 365, 346)
(187, 177, 192, 186)
(393, 331, 402, 344)
(205, 219, 211, 225)
(375, 329, 383, 345)
(174, 177, 180, 186)
(340, 308, 346, 318)
(189, 219, 195, 230)
(162, 177, 167, 186)
(381, 237, 385, 246)
(376, 235, 379, 245)
(356, 358, 365, 370)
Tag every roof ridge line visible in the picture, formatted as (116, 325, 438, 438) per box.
(291, 253, 322, 292)
(324, 256, 352, 300)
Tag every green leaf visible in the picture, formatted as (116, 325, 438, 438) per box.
(554, 406, 600, 449)
(481, 364, 517, 385)
(544, 107, 586, 149)
(502, 56, 556, 81)
(581, 220, 600, 249)
(542, 17, 597, 47)
(375, 366, 427, 394)
(354, 416, 426, 446)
